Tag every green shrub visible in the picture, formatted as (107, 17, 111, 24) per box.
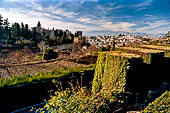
(98, 46, 105, 52)
(44, 85, 125, 113)
(92, 53, 130, 95)
(110, 40, 115, 51)
(42, 48, 58, 60)
(105, 45, 111, 51)
(143, 91, 170, 113)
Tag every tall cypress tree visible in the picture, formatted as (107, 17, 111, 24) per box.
(20, 22, 25, 37)
(11, 23, 20, 38)
(25, 24, 29, 39)
(0, 14, 3, 39)
(0, 14, 3, 27)
(3, 18, 10, 38)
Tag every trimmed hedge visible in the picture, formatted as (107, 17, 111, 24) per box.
(117, 47, 164, 64)
(143, 91, 170, 113)
(92, 52, 130, 94)
(91, 51, 169, 102)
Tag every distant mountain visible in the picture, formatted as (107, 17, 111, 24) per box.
(84, 30, 165, 37)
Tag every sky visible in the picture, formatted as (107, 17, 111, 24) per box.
(0, 0, 170, 36)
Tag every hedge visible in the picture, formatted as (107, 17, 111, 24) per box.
(143, 91, 170, 113)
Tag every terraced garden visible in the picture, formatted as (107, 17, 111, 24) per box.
(1, 45, 170, 112)
(45, 45, 170, 113)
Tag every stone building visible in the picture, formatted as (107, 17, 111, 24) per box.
(72, 31, 85, 52)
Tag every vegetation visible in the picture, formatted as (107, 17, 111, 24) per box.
(92, 52, 138, 95)
(0, 64, 95, 87)
(42, 48, 58, 60)
(44, 83, 126, 113)
(139, 45, 170, 58)
(139, 45, 170, 51)
(44, 51, 140, 113)
(143, 91, 170, 113)
(0, 14, 74, 46)
(110, 40, 115, 51)
(118, 47, 164, 64)
(98, 45, 112, 52)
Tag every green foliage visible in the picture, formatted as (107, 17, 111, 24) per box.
(42, 48, 58, 60)
(92, 53, 130, 95)
(11, 23, 20, 38)
(0, 14, 3, 26)
(98, 46, 105, 52)
(98, 45, 111, 52)
(164, 52, 170, 58)
(98, 44, 114, 52)
(118, 47, 164, 64)
(0, 14, 74, 44)
(105, 45, 111, 51)
(143, 91, 170, 113)
(44, 84, 125, 113)
(110, 40, 115, 51)
(44, 87, 107, 113)
(92, 53, 106, 94)
(0, 64, 95, 88)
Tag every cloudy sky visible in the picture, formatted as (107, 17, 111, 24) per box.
(0, 0, 170, 36)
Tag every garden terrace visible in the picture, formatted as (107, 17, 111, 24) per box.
(92, 50, 170, 104)
(102, 51, 141, 58)
(139, 45, 170, 51)
(92, 52, 144, 97)
(139, 45, 170, 58)
(117, 47, 164, 64)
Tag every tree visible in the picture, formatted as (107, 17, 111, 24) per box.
(11, 23, 20, 38)
(0, 14, 3, 39)
(110, 40, 115, 51)
(0, 14, 3, 27)
(31, 27, 36, 40)
(25, 24, 29, 38)
(3, 18, 10, 27)
(3, 18, 10, 39)
(20, 22, 25, 37)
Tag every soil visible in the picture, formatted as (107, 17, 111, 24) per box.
(0, 48, 84, 78)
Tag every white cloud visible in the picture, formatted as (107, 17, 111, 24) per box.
(131, 0, 153, 11)
(136, 20, 170, 34)
(101, 22, 136, 32)
(47, 6, 79, 18)
(2, 0, 169, 35)
(75, 17, 92, 23)
(135, 0, 153, 7)
(0, 7, 90, 32)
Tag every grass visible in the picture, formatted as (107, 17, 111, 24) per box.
(0, 64, 95, 88)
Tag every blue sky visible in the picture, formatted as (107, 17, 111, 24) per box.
(0, 0, 170, 36)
